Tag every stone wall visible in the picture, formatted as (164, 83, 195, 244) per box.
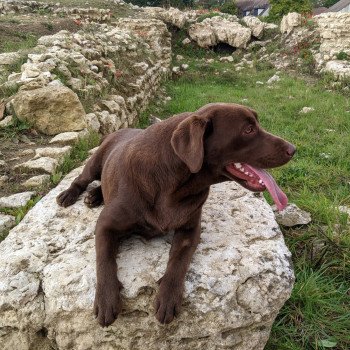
(314, 12, 350, 59)
(0, 1, 111, 22)
(2, 19, 171, 135)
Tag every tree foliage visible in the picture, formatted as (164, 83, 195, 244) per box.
(268, 0, 312, 21)
(219, 1, 237, 15)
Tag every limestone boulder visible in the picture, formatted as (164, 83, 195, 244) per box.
(0, 52, 21, 65)
(0, 191, 35, 209)
(242, 16, 265, 39)
(280, 12, 302, 34)
(143, 6, 194, 29)
(324, 60, 350, 78)
(12, 86, 86, 135)
(189, 17, 252, 49)
(14, 157, 58, 174)
(0, 166, 294, 350)
(0, 213, 16, 233)
(273, 203, 312, 227)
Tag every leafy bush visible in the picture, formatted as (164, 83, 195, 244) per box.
(219, 1, 237, 15)
(197, 12, 221, 22)
(268, 0, 312, 21)
(336, 51, 349, 61)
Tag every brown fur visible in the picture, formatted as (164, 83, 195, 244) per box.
(57, 103, 295, 327)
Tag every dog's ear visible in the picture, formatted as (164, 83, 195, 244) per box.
(171, 115, 208, 173)
(248, 108, 258, 121)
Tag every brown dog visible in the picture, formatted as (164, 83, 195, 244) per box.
(57, 103, 295, 327)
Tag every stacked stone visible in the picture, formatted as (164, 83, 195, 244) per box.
(0, 0, 111, 21)
(2, 20, 171, 135)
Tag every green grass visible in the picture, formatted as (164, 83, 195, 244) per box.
(0, 195, 42, 225)
(0, 116, 31, 139)
(1, 33, 38, 53)
(149, 45, 350, 349)
(0, 195, 42, 242)
(0, 131, 100, 242)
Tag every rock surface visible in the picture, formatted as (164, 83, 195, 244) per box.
(299, 107, 315, 114)
(34, 146, 71, 160)
(0, 52, 21, 65)
(242, 16, 265, 39)
(324, 60, 350, 78)
(314, 12, 350, 59)
(0, 213, 16, 233)
(280, 12, 302, 34)
(0, 167, 294, 350)
(49, 132, 80, 145)
(273, 203, 312, 227)
(12, 86, 86, 135)
(0, 191, 35, 209)
(189, 16, 251, 48)
(22, 175, 51, 188)
(14, 157, 58, 174)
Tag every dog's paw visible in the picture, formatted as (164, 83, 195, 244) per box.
(56, 188, 80, 207)
(94, 281, 122, 327)
(84, 186, 103, 208)
(154, 284, 183, 324)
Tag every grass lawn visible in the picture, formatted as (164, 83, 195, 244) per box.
(141, 39, 350, 350)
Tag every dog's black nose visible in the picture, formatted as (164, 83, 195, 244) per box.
(286, 144, 296, 157)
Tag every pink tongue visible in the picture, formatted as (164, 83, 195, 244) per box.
(250, 167, 288, 211)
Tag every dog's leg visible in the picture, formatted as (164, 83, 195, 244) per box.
(155, 212, 201, 324)
(56, 152, 102, 207)
(84, 185, 103, 208)
(93, 203, 135, 327)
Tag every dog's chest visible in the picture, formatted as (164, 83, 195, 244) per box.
(142, 190, 209, 233)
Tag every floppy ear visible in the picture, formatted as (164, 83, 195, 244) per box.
(248, 108, 258, 120)
(171, 115, 208, 173)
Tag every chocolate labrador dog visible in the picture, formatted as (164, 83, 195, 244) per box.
(57, 103, 295, 327)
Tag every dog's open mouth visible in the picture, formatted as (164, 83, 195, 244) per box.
(225, 163, 288, 211)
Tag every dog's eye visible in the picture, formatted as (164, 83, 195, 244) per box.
(244, 126, 254, 134)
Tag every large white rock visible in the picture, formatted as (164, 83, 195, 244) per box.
(12, 86, 87, 135)
(243, 16, 265, 39)
(22, 175, 51, 188)
(34, 146, 72, 160)
(0, 52, 21, 65)
(0, 213, 16, 233)
(49, 132, 80, 145)
(143, 6, 194, 29)
(189, 17, 252, 48)
(14, 157, 58, 174)
(280, 12, 302, 34)
(273, 203, 312, 227)
(0, 167, 294, 350)
(324, 60, 350, 78)
(0, 191, 35, 209)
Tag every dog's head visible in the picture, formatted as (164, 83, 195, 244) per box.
(171, 103, 295, 211)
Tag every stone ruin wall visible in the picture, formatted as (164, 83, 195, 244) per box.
(0, 0, 111, 22)
(1, 16, 171, 135)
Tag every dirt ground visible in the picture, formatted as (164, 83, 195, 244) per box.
(0, 15, 82, 52)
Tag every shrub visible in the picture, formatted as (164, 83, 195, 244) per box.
(219, 1, 237, 15)
(336, 51, 349, 61)
(268, 0, 312, 22)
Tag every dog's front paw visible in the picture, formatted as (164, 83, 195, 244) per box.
(84, 186, 103, 208)
(56, 188, 80, 207)
(154, 282, 183, 324)
(94, 281, 122, 327)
